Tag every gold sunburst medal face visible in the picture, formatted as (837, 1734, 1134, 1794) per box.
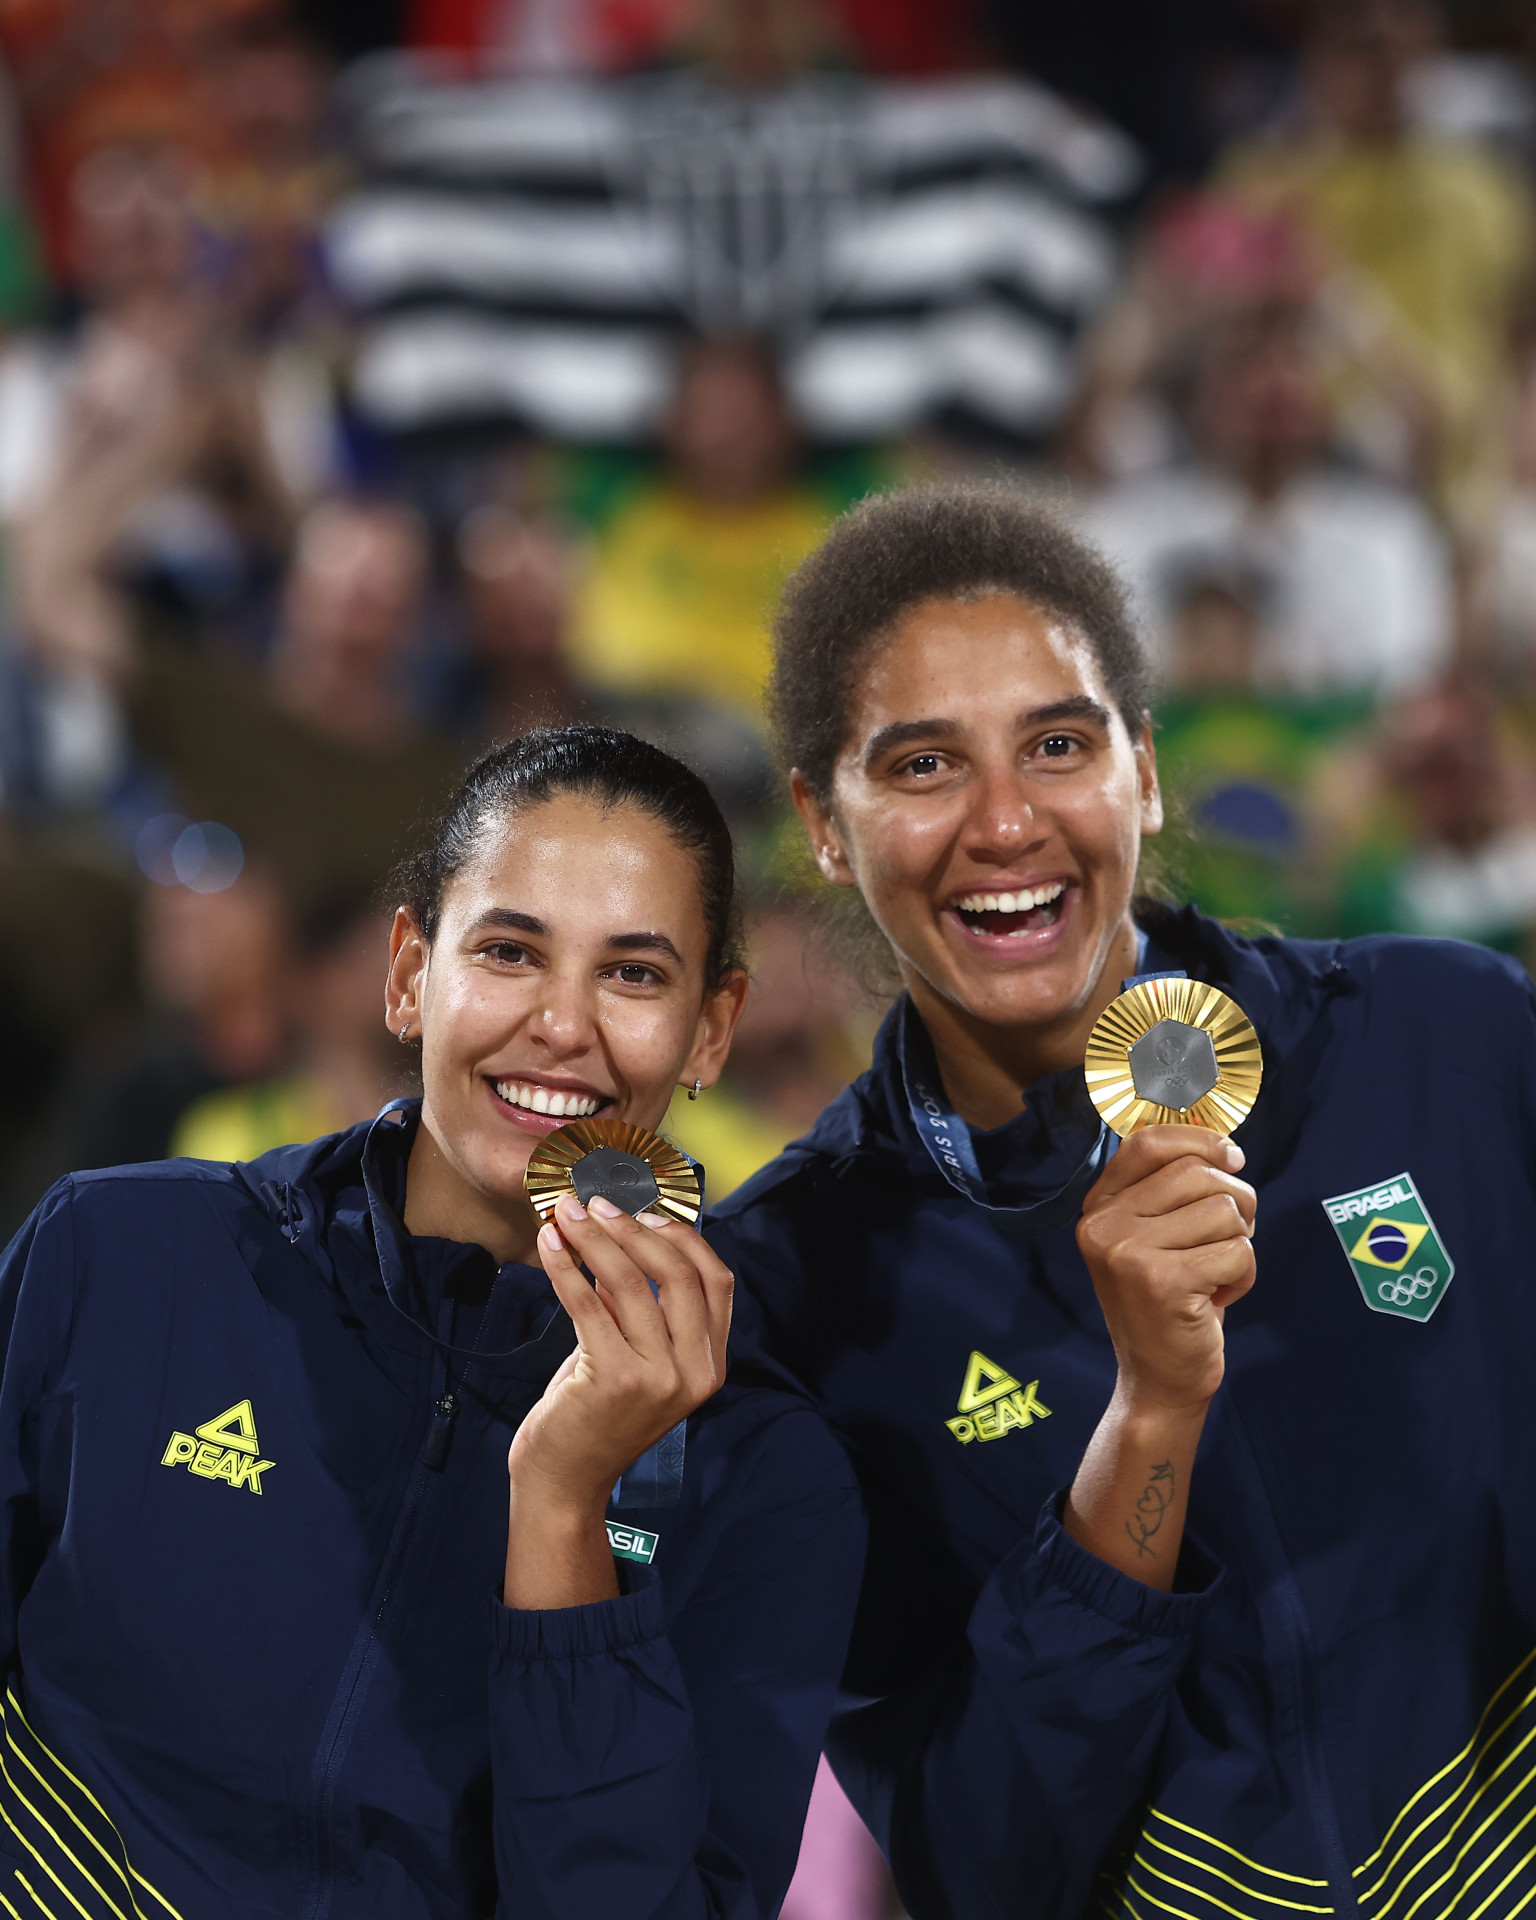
(1084, 978, 1263, 1138)
(524, 1117, 702, 1226)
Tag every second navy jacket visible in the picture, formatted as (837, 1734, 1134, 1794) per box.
(710, 907, 1536, 1920)
(0, 1102, 864, 1919)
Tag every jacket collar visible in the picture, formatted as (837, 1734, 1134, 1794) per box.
(234, 1101, 576, 1400)
(787, 907, 1351, 1203)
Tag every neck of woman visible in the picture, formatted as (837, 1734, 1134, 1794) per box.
(908, 918, 1140, 1132)
(403, 1117, 541, 1268)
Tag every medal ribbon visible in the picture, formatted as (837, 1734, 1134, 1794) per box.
(898, 931, 1187, 1216)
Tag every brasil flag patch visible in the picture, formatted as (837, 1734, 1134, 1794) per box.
(1321, 1171, 1455, 1323)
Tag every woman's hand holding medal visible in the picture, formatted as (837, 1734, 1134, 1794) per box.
(1076, 1126, 1257, 1414)
(1065, 979, 1263, 1588)
(502, 1188, 734, 1610)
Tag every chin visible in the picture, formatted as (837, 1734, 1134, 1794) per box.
(460, 1129, 538, 1199)
(944, 949, 1100, 1027)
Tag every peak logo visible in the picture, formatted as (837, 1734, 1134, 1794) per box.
(946, 1351, 1051, 1445)
(161, 1399, 274, 1494)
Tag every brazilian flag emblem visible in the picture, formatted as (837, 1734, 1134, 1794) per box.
(1321, 1171, 1455, 1323)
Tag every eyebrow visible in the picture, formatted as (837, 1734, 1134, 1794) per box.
(469, 909, 549, 936)
(860, 695, 1113, 771)
(468, 909, 685, 967)
(608, 930, 686, 966)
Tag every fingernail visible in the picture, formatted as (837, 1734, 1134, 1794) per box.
(636, 1211, 668, 1228)
(588, 1195, 623, 1219)
(557, 1194, 587, 1223)
(1225, 1142, 1245, 1170)
(538, 1222, 563, 1253)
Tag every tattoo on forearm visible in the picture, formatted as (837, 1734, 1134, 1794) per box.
(1126, 1460, 1176, 1559)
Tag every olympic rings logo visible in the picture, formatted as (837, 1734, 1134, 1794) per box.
(1377, 1266, 1438, 1308)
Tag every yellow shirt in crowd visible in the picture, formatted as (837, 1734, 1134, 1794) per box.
(568, 482, 832, 717)
(1221, 131, 1534, 522)
(171, 1075, 343, 1165)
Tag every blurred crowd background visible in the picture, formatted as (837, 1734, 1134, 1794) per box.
(0, 0, 1534, 1908)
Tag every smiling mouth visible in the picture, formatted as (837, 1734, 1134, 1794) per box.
(490, 1077, 607, 1120)
(950, 881, 1069, 939)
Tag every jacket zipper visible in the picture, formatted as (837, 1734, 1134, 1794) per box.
(1223, 1403, 1360, 1916)
(299, 1361, 452, 1920)
(422, 1391, 459, 1470)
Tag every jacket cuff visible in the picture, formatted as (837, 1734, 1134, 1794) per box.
(490, 1573, 664, 1663)
(1023, 1489, 1223, 1637)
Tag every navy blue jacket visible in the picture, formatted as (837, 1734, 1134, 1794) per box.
(710, 909, 1536, 1920)
(0, 1103, 863, 1920)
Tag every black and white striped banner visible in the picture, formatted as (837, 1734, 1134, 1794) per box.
(328, 57, 1141, 443)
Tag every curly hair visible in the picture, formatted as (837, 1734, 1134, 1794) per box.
(770, 481, 1152, 804)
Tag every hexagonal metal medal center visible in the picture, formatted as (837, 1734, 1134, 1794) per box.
(571, 1146, 661, 1215)
(1127, 1018, 1220, 1112)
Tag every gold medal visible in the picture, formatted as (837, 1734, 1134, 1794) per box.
(1084, 977, 1263, 1138)
(524, 1118, 702, 1226)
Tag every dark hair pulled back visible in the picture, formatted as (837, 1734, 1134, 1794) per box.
(770, 481, 1152, 803)
(394, 726, 743, 986)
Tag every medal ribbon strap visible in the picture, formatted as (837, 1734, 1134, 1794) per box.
(897, 932, 1188, 1214)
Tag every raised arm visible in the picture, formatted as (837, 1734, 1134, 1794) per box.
(715, 1128, 1253, 1920)
(1068, 1124, 1255, 1585)
(490, 1198, 865, 1918)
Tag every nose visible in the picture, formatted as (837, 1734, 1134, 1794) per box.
(525, 967, 600, 1061)
(961, 762, 1046, 865)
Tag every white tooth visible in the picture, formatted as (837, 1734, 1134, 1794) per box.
(998, 892, 1018, 913)
(577, 1097, 595, 1116)
(548, 1092, 568, 1117)
(530, 1087, 550, 1113)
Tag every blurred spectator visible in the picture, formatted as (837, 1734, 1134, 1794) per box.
(171, 884, 398, 1158)
(194, 18, 343, 342)
(268, 498, 430, 744)
(1219, 0, 1535, 530)
(14, 373, 462, 897)
(0, 135, 341, 655)
(1152, 569, 1373, 931)
(1082, 304, 1454, 697)
(665, 895, 866, 1199)
(1476, 320, 1536, 676)
(0, 0, 280, 278)
(62, 859, 296, 1174)
(1321, 674, 1536, 957)
(438, 490, 780, 847)
(1065, 189, 1444, 496)
(446, 504, 580, 740)
(568, 338, 830, 722)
